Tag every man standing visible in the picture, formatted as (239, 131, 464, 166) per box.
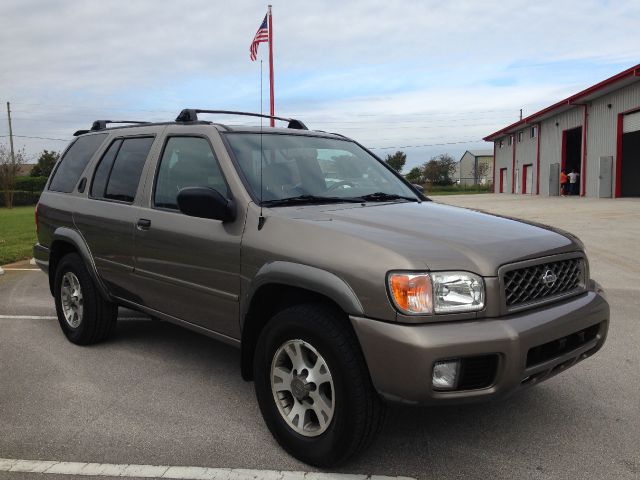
(560, 170, 568, 196)
(568, 169, 580, 195)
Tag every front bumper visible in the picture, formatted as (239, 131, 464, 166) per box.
(351, 285, 609, 405)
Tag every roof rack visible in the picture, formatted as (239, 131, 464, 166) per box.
(72, 120, 166, 137)
(90, 120, 151, 131)
(73, 120, 151, 137)
(175, 109, 308, 130)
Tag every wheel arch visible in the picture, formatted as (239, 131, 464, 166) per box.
(49, 227, 111, 301)
(240, 261, 364, 381)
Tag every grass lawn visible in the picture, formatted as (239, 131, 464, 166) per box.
(0, 206, 37, 265)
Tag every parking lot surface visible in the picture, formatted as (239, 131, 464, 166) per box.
(1, 194, 638, 479)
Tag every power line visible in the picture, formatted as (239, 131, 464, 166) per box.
(307, 113, 517, 124)
(321, 121, 508, 131)
(4, 101, 518, 119)
(0, 134, 69, 142)
(370, 139, 484, 150)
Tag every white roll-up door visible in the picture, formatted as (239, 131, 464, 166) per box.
(623, 110, 640, 133)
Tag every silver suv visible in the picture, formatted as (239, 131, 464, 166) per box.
(34, 110, 609, 466)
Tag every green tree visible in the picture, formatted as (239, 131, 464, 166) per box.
(405, 166, 422, 184)
(31, 150, 60, 178)
(422, 153, 457, 186)
(384, 151, 407, 173)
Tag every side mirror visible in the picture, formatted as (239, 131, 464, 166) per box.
(412, 183, 424, 193)
(177, 187, 236, 222)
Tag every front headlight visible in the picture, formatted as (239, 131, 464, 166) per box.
(388, 271, 484, 315)
(430, 271, 485, 313)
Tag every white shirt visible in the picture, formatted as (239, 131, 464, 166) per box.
(568, 172, 579, 184)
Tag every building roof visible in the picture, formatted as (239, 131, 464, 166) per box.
(459, 150, 493, 162)
(467, 149, 493, 157)
(484, 63, 640, 141)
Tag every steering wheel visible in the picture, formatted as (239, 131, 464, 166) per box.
(326, 181, 356, 192)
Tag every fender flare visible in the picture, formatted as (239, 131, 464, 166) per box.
(239, 261, 365, 380)
(242, 261, 364, 326)
(50, 227, 111, 301)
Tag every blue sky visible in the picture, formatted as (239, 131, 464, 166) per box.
(1, 0, 638, 170)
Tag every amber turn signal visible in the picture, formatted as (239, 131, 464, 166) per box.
(388, 273, 433, 315)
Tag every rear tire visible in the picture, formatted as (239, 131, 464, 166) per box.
(254, 303, 386, 467)
(54, 253, 117, 345)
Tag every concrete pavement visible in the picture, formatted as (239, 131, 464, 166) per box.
(0, 195, 638, 479)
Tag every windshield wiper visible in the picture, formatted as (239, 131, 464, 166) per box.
(356, 192, 420, 202)
(261, 195, 364, 207)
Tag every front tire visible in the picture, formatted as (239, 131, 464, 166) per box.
(254, 303, 386, 467)
(54, 253, 117, 345)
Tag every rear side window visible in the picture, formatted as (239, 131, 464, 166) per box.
(90, 136, 154, 203)
(49, 134, 107, 193)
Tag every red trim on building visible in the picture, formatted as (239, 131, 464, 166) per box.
(522, 164, 527, 194)
(615, 113, 623, 197)
(492, 141, 496, 192)
(484, 64, 640, 141)
(535, 123, 541, 195)
(580, 104, 588, 196)
(511, 135, 516, 193)
(561, 130, 567, 172)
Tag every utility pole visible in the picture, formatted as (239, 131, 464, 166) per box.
(6, 102, 15, 162)
(519, 108, 523, 121)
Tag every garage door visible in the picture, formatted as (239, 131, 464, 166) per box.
(621, 110, 640, 197)
(623, 110, 640, 133)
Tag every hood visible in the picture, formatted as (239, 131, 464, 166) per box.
(271, 201, 579, 276)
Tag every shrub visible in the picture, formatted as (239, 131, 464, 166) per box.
(14, 176, 48, 193)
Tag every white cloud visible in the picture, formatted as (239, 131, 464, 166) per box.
(0, 0, 638, 166)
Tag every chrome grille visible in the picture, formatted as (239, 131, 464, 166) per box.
(503, 257, 584, 308)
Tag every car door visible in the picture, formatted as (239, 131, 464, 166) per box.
(74, 135, 157, 300)
(132, 133, 243, 340)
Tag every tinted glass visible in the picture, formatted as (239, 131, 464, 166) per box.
(154, 137, 228, 210)
(49, 134, 107, 193)
(104, 137, 154, 203)
(224, 133, 416, 202)
(90, 139, 122, 198)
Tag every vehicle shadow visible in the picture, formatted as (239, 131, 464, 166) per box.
(343, 377, 602, 478)
(107, 317, 598, 479)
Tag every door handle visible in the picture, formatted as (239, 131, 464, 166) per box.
(136, 218, 151, 230)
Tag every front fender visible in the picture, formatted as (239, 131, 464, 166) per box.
(242, 261, 364, 325)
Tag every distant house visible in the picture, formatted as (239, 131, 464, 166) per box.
(17, 164, 35, 176)
(456, 150, 494, 186)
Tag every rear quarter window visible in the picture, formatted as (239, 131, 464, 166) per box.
(49, 134, 108, 193)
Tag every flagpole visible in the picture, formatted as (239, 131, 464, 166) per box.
(268, 4, 275, 127)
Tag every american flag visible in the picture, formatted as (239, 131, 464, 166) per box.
(249, 14, 269, 61)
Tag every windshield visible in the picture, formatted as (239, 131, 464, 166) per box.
(223, 133, 419, 204)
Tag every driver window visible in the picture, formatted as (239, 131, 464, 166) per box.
(154, 137, 228, 210)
